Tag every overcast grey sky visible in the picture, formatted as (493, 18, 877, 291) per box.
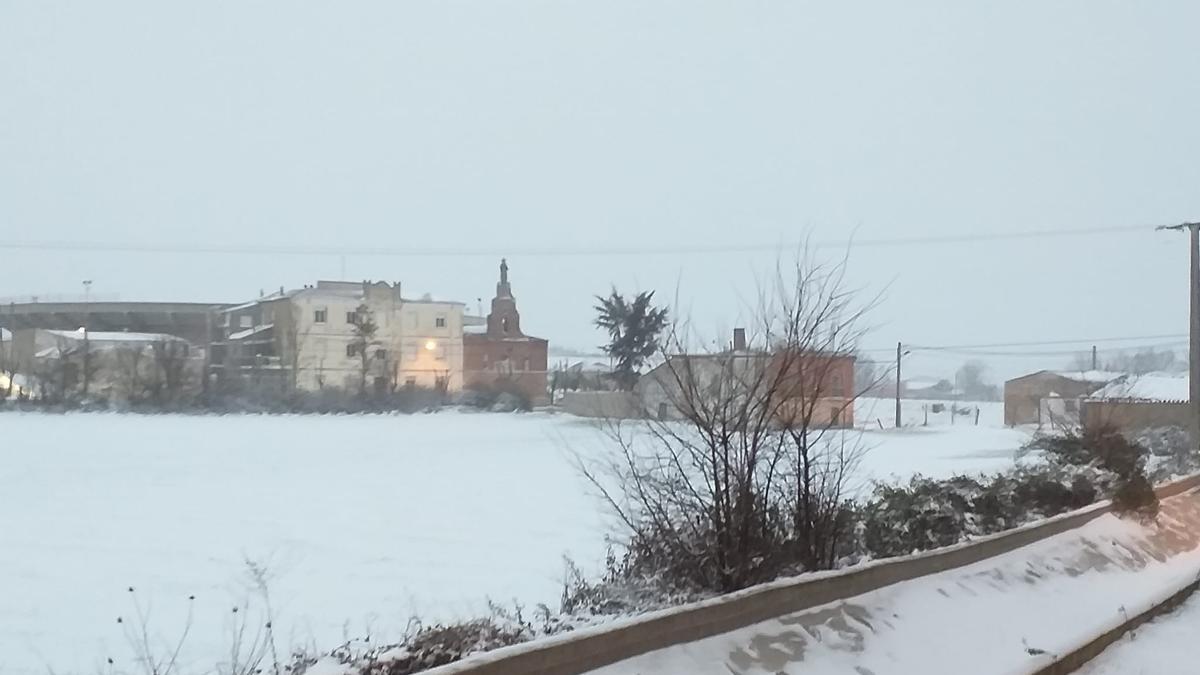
(2, 1, 1199, 380)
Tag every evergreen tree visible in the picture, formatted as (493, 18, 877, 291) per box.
(594, 289, 668, 391)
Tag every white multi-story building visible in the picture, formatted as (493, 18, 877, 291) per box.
(216, 281, 465, 394)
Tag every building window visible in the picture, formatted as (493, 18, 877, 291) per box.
(239, 315, 253, 328)
(346, 311, 358, 324)
(346, 344, 358, 357)
(482, 353, 489, 366)
(522, 358, 530, 371)
(830, 374, 842, 393)
(830, 407, 841, 427)
(501, 317, 510, 333)
(314, 309, 327, 324)
(375, 348, 387, 360)
(435, 316, 446, 328)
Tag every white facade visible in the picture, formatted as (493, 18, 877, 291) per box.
(279, 282, 465, 393)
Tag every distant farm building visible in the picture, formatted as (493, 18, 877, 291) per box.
(1081, 373, 1192, 433)
(1003, 370, 1123, 426)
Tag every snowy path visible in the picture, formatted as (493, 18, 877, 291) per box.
(0, 404, 1021, 675)
(589, 489, 1200, 675)
(1078, 587, 1200, 674)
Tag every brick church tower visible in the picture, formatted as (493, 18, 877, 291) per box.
(487, 259, 522, 336)
(462, 259, 549, 404)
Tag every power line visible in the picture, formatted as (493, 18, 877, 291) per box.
(910, 333, 1188, 351)
(857, 333, 1188, 356)
(908, 341, 1188, 358)
(0, 224, 1159, 258)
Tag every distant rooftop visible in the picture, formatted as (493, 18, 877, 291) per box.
(45, 329, 188, 343)
(1049, 370, 1127, 384)
(1088, 373, 1189, 402)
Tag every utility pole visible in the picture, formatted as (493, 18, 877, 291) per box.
(82, 279, 92, 398)
(1157, 222, 1200, 426)
(895, 341, 902, 428)
(1091, 345, 1098, 371)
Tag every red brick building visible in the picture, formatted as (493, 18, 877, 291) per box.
(463, 260, 549, 404)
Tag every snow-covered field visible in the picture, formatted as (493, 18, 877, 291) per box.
(1, 400, 1025, 675)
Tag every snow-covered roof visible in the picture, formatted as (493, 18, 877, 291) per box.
(904, 378, 945, 391)
(228, 323, 274, 341)
(1087, 373, 1189, 402)
(1050, 370, 1126, 384)
(221, 291, 294, 313)
(45, 329, 187, 343)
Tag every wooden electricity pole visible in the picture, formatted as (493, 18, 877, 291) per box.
(895, 341, 903, 428)
(1157, 222, 1200, 425)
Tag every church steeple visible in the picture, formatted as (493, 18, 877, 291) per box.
(487, 258, 522, 336)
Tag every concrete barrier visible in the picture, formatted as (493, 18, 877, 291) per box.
(427, 473, 1200, 675)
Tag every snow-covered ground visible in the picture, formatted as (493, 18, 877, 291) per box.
(1078, 590, 1200, 674)
(1, 401, 1024, 675)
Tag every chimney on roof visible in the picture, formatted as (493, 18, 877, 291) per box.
(733, 328, 747, 351)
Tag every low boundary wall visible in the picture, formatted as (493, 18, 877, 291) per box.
(560, 392, 642, 419)
(430, 473, 1200, 675)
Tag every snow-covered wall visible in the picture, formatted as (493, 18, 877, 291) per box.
(428, 474, 1200, 675)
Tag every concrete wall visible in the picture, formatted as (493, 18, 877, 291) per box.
(561, 391, 643, 419)
(424, 473, 1200, 675)
(1081, 400, 1195, 432)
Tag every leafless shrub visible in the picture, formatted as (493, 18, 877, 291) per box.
(580, 246, 886, 593)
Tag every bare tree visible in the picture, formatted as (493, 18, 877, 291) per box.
(34, 338, 80, 402)
(348, 303, 378, 397)
(0, 328, 13, 398)
(152, 340, 192, 404)
(580, 248, 883, 593)
(113, 344, 148, 403)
